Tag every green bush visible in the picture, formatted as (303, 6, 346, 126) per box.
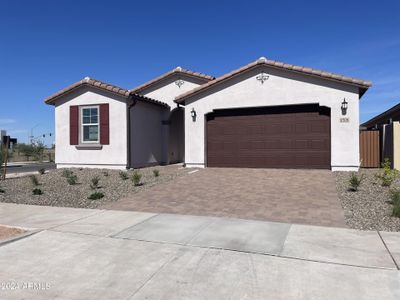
(0, 188, 4, 193)
(32, 188, 43, 195)
(67, 174, 78, 185)
(62, 169, 73, 178)
(390, 190, 400, 218)
(29, 175, 39, 186)
(153, 169, 160, 177)
(376, 159, 399, 187)
(38, 168, 45, 175)
(349, 173, 363, 191)
(90, 176, 100, 190)
(119, 171, 129, 180)
(88, 191, 104, 200)
(102, 171, 109, 177)
(132, 171, 142, 186)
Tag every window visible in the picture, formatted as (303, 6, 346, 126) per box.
(81, 106, 99, 143)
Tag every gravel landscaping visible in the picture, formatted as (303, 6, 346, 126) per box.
(0, 165, 188, 209)
(0, 226, 26, 241)
(335, 169, 400, 232)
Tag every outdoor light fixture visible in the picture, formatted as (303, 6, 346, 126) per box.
(341, 98, 348, 115)
(191, 108, 197, 121)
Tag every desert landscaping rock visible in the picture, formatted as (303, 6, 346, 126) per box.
(0, 165, 188, 209)
(335, 169, 400, 231)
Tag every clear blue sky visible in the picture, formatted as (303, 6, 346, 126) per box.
(1, 0, 399, 145)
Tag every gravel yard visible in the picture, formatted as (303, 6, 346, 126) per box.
(0, 165, 188, 209)
(335, 169, 400, 232)
(0, 226, 26, 241)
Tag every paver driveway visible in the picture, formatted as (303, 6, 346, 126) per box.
(102, 168, 346, 227)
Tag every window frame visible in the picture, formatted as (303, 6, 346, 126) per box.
(80, 105, 100, 144)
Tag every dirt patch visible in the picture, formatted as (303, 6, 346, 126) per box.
(0, 165, 188, 209)
(0, 226, 26, 241)
(335, 169, 400, 231)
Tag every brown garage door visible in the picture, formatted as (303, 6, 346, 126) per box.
(206, 104, 331, 169)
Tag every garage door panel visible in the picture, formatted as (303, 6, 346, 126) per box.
(207, 105, 331, 169)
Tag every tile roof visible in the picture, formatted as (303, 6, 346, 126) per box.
(131, 94, 170, 108)
(44, 77, 130, 104)
(175, 57, 372, 103)
(44, 77, 169, 108)
(130, 66, 214, 94)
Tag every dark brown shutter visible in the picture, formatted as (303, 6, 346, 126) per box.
(100, 104, 109, 145)
(70, 106, 79, 145)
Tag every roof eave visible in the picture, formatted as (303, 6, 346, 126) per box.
(361, 103, 400, 127)
(44, 82, 130, 105)
(130, 69, 214, 94)
(175, 60, 372, 104)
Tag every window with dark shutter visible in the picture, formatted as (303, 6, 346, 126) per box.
(99, 104, 109, 145)
(70, 106, 79, 145)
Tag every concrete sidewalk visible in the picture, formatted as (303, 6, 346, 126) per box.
(0, 202, 399, 299)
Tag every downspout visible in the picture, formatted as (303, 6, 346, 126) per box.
(126, 94, 137, 169)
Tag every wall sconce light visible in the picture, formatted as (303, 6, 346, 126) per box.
(341, 99, 348, 115)
(191, 108, 197, 122)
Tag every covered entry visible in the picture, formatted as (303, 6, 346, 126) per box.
(168, 107, 185, 163)
(206, 104, 331, 169)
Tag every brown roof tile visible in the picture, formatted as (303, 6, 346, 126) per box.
(130, 67, 214, 94)
(132, 94, 170, 108)
(175, 57, 372, 103)
(44, 77, 130, 104)
(44, 77, 170, 108)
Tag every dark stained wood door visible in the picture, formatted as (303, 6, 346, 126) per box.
(206, 104, 331, 169)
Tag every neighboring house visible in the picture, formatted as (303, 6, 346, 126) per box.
(362, 103, 400, 169)
(45, 57, 371, 171)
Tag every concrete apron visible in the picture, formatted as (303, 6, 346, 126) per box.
(0, 202, 399, 300)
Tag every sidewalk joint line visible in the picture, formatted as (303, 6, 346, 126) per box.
(377, 231, 399, 270)
(46, 209, 106, 231)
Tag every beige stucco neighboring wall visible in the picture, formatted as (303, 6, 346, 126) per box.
(54, 87, 128, 169)
(393, 122, 400, 170)
(184, 66, 361, 171)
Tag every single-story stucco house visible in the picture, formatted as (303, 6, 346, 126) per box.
(45, 56, 371, 171)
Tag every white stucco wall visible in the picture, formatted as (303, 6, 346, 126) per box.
(129, 101, 167, 168)
(54, 87, 127, 169)
(139, 75, 207, 108)
(184, 66, 361, 171)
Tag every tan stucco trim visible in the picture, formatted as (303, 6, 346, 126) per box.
(393, 122, 400, 170)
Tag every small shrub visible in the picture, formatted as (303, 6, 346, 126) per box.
(38, 168, 45, 175)
(376, 159, 399, 187)
(102, 171, 109, 177)
(62, 169, 73, 178)
(29, 175, 39, 186)
(390, 190, 400, 218)
(349, 173, 363, 191)
(153, 169, 160, 177)
(90, 176, 100, 190)
(119, 171, 129, 180)
(0, 188, 4, 193)
(32, 188, 43, 195)
(132, 171, 142, 186)
(393, 201, 400, 218)
(88, 191, 104, 200)
(67, 174, 78, 185)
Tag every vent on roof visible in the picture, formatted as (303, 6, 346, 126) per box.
(257, 56, 267, 62)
